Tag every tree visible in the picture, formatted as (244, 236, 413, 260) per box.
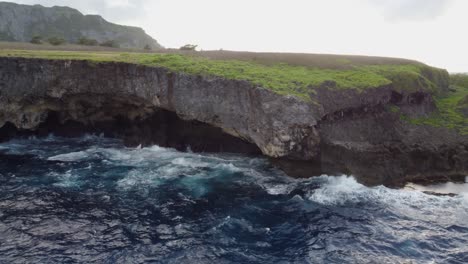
(144, 44, 151, 51)
(30, 35, 42, 44)
(100, 40, 119, 48)
(47, 36, 66, 46)
(78, 36, 98, 46)
(180, 44, 198, 51)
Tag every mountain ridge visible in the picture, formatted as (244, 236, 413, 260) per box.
(0, 1, 162, 49)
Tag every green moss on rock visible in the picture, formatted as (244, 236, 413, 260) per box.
(364, 64, 448, 94)
(404, 76, 468, 135)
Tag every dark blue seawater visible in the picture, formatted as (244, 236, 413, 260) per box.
(0, 136, 467, 264)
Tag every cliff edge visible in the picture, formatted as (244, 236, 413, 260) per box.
(0, 51, 466, 186)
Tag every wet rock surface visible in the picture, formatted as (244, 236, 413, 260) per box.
(0, 57, 466, 186)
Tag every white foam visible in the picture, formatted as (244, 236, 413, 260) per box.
(48, 150, 93, 161)
(308, 175, 367, 205)
(100, 148, 133, 161)
(114, 148, 255, 193)
(264, 183, 295, 195)
(406, 178, 468, 195)
(307, 175, 468, 213)
(171, 157, 210, 168)
(117, 164, 186, 189)
(117, 172, 156, 189)
(50, 170, 80, 188)
(241, 165, 297, 195)
(145, 145, 171, 153)
(116, 175, 138, 188)
(214, 163, 243, 172)
(80, 133, 99, 141)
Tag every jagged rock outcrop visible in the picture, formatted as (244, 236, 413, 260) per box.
(0, 2, 161, 49)
(0, 57, 466, 186)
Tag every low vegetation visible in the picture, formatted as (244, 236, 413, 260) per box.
(100, 40, 119, 48)
(0, 49, 446, 101)
(400, 74, 468, 134)
(28, 35, 119, 48)
(30, 36, 42, 44)
(47, 37, 66, 46)
(180, 44, 197, 51)
(450, 73, 468, 89)
(78, 37, 98, 46)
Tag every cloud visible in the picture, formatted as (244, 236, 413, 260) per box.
(369, 0, 454, 21)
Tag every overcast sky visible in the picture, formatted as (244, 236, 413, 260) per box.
(8, 0, 468, 72)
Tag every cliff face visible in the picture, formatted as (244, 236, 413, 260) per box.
(0, 2, 161, 49)
(0, 58, 319, 159)
(0, 57, 466, 186)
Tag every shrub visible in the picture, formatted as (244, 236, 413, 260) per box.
(180, 44, 197, 51)
(450, 73, 468, 89)
(78, 36, 98, 46)
(100, 40, 119, 48)
(144, 44, 151, 51)
(48, 37, 66, 46)
(30, 35, 42, 44)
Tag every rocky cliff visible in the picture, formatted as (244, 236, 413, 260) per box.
(0, 57, 466, 186)
(0, 2, 161, 49)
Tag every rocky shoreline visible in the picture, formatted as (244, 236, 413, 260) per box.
(0, 57, 466, 186)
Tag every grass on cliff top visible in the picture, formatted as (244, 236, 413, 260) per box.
(0, 41, 418, 67)
(402, 74, 468, 135)
(0, 49, 443, 101)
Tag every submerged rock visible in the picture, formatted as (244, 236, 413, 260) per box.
(0, 57, 466, 186)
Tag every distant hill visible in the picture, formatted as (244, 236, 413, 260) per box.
(0, 2, 162, 49)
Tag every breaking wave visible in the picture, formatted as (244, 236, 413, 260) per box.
(0, 135, 467, 263)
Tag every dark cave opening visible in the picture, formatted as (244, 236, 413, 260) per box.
(0, 108, 262, 155)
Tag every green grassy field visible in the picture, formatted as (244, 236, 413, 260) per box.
(0, 41, 419, 67)
(0, 48, 445, 100)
